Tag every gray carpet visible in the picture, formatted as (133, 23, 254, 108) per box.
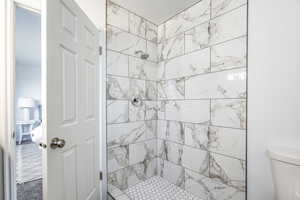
(17, 179, 42, 200)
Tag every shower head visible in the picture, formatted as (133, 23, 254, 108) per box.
(135, 50, 149, 60)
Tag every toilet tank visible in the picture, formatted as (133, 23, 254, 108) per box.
(268, 146, 300, 200)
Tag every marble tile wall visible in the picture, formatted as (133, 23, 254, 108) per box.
(107, 0, 248, 199)
(156, 0, 248, 199)
(107, 1, 160, 197)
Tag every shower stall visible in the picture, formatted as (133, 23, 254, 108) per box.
(106, 0, 247, 199)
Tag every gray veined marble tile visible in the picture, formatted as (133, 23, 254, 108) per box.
(108, 158, 157, 192)
(129, 79, 146, 99)
(158, 33, 184, 61)
(210, 6, 247, 45)
(129, 13, 146, 38)
(185, 168, 245, 200)
(212, 0, 247, 18)
(209, 153, 246, 192)
(107, 76, 129, 100)
(108, 167, 131, 192)
(146, 21, 158, 43)
(157, 101, 166, 120)
(182, 146, 209, 175)
(211, 37, 247, 72)
(129, 57, 158, 81)
(157, 62, 166, 80)
(145, 120, 157, 139)
(165, 100, 210, 123)
(129, 139, 157, 165)
(107, 122, 147, 147)
(107, 25, 146, 57)
(211, 99, 246, 129)
(158, 139, 183, 165)
(146, 41, 158, 62)
(185, 68, 247, 99)
(108, 145, 129, 173)
(114, 194, 131, 200)
(157, 79, 185, 100)
(184, 22, 210, 54)
(165, 0, 210, 39)
(157, 23, 166, 44)
(184, 123, 209, 150)
(157, 120, 185, 144)
(184, 169, 212, 200)
(107, 1, 129, 31)
(108, 182, 125, 197)
(208, 126, 246, 160)
(107, 100, 129, 124)
(130, 158, 157, 183)
(145, 101, 158, 120)
(157, 158, 185, 188)
(129, 100, 145, 122)
(107, 50, 129, 77)
(145, 81, 157, 100)
(164, 48, 210, 80)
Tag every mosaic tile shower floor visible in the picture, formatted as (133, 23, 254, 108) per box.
(111, 176, 202, 200)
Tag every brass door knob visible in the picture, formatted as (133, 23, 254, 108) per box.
(50, 137, 66, 149)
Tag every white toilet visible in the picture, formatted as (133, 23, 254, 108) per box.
(268, 146, 300, 200)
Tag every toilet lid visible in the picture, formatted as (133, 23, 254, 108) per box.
(268, 146, 300, 166)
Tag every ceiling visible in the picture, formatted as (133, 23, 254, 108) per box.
(15, 6, 41, 68)
(111, 0, 202, 25)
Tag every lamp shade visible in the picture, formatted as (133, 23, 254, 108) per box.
(18, 97, 36, 108)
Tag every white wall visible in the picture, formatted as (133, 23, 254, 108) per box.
(74, 0, 106, 30)
(248, 0, 300, 199)
(15, 65, 41, 121)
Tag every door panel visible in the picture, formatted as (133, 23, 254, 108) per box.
(61, 46, 78, 124)
(44, 0, 100, 199)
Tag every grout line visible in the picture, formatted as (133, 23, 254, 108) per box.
(156, 119, 246, 130)
(107, 117, 247, 130)
(159, 3, 248, 41)
(107, 23, 157, 45)
(108, 0, 159, 26)
(108, 138, 157, 151)
(108, 156, 159, 174)
(107, 73, 158, 82)
(245, 0, 249, 197)
(157, 138, 246, 161)
(108, 65, 247, 83)
(159, 35, 247, 64)
(107, 49, 158, 64)
(157, 97, 246, 101)
(209, 99, 212, 125)
(162, 66, 247, 82)
(108, 118, 158, 125)
(211, 2, 248, 19)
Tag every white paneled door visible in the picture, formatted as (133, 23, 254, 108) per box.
(43, 0, 100, 199)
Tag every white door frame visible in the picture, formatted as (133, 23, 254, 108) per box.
(0, 0, 107, 199)
(1, 1, 40, 200)
(99, 29, 107, 200)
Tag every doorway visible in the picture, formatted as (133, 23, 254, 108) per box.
(14, 6, 42, 200)
(2, 0, 104, 199)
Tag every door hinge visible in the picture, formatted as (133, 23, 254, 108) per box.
(99, 171, 103, 180)
(99, 46, 103, 55)
(12, 131, 16, 139)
